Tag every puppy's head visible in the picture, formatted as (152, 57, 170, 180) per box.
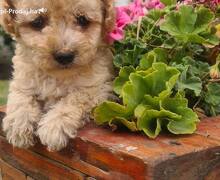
(0, 0, 115, 77)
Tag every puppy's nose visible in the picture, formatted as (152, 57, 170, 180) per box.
(53, 51, 75, 65)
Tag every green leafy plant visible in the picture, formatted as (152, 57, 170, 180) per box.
(94, 2, 220, 138)
(94, 62, 199, 138)
(160, 6, 219, 45)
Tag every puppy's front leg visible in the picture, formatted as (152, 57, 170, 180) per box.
(3, 89, 41, 148)
(37, 94, 86, 151)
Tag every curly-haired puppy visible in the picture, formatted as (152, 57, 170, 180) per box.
(0, 0, 115, 151)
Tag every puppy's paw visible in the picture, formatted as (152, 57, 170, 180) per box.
(37, 122, 77, 152)
(3, 116, 35, 148)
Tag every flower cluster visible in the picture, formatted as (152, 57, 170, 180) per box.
(107, 0, 219, 43)
(107, 0, 164, 43)
(145, 0, 165, 9)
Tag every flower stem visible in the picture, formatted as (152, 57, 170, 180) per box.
(136, 16, 143, 40)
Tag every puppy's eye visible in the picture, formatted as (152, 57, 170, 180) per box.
(30, 16, 46, 30)
(76, 15, 90, 28)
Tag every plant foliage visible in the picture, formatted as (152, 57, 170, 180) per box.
(94, 2, 220, 138)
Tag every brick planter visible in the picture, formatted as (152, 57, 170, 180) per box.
(0, 106, 219, 180)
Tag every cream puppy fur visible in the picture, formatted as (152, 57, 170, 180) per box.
(0, 0, 115, 151)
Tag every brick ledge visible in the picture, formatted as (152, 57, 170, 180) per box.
(0, 106, 219, 180)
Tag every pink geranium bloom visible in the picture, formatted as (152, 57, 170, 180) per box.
(107, 0, 146, 43)
(106, 6, 132, 43)
(107, 0, 166, 43)
(129, 0, 146, 21)
(107, 28, 124, 43)
(116, 6, 132, 29)
(211, 0, 220, 5)
(145, 0, 165, 9)
(107, 0, 147, 43)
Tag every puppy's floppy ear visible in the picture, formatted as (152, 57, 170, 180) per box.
(0, 0, 17, 36)
(101, 0, 116, 34)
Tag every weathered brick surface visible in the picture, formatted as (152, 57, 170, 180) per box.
(0, 106, 219, 180)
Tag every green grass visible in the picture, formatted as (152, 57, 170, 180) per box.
(0, 80, 9, 106)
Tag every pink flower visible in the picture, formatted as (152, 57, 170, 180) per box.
(107, 0, 147, 43)
(106, 6, 132, 43)
(107, 28, 124, 44)
(210, 0, 220, 6)
(129, 0, 146, 21)
(107, 0, 166, 43)
(145, 0, 165, 9)
(116, 6, 132, 29)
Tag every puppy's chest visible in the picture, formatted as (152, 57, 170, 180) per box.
(34, 74, 104, 101)
(35, 76, 73, 101)
(34, 67, 112, 101)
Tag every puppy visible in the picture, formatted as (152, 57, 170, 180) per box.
(0, 0, 115, 151)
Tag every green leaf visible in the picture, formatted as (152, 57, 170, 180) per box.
(137, 94, 198, 138)
(137, 110, 162, 138)
(160, 6, 218, 45)
(113, 37, 148, 68)
(139, 53, 155, 70)
(137, 109, 179, 138)
(202, 33, 220, 46)
(138, 48, 168, 70)
(143, 63, 180, 96)
(176, 65, 202, 96)
(139, 48, 168, 70)
(122, 63, 179, 110)
(109, 117, 138, 132)
(93, 101, 131, 125)
(137, 93, 199, 136)
(134, 104, 151, 119)
(122, 73, 148, 110)
(187, 34, 207, 44)
(193, 6, 214, 34)
(143, 95, 162, 110)
(168, 118, 197, 134)
(147, 9, 166, 22)
(161, 96, 199, 134)
(162, 38, 177, 49)
(205, 83, 220, 106)
(181, 56, 210, 77)
(113, 66, 135, 95)
(160, 6, 196, 35)
(172, 56, 209, 96)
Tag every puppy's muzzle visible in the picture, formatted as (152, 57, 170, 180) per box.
(53, 51, 75, 65)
